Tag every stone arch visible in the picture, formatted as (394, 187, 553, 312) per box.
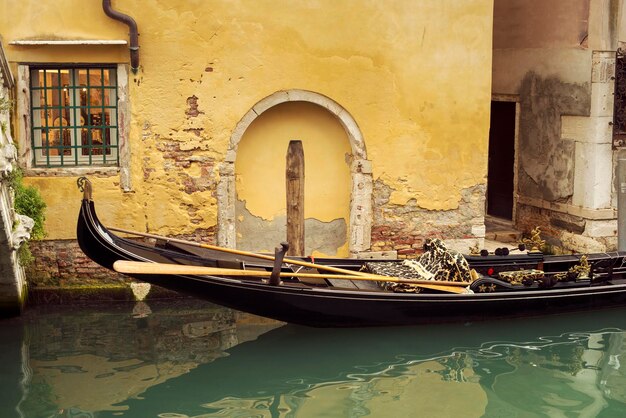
(217, 89, 372, 256)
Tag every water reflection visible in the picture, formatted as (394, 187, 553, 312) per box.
(0, 299, 281, 418)
(2, 300, 626, 417)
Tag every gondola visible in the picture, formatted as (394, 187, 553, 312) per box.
(76, 177, 626, 327)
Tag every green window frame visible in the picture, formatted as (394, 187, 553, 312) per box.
(29, 65, 119, 167)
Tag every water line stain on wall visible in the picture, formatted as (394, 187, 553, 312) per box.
(236, 199, 348, 256)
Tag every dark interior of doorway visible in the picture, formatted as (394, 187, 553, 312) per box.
(487, 101, 516, 220)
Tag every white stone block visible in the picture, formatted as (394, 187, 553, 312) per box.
(573, 142, 613, 209)
(444, 238, 483, 255)
(584, 219, 617, 237)
(351, 159, 373, 174)
(591, 51, 616, 83)
(229, 109, 257, 150)
(471, 223, 486, 238)
(589, 82, 615, 117)
(561, 231, 607, 253)
(224, 148, 237, 163)
(287, 89, 343, 115)
(339, 111, 366, 159)
(561, 115, 613, 144)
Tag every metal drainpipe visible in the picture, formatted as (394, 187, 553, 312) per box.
(102, 0, 140, 73)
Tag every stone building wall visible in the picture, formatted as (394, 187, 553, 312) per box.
(0, 38, 27, 313)
(492, 0, 625, 253)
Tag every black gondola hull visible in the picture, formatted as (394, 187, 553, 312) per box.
(77, 198, 626, 327)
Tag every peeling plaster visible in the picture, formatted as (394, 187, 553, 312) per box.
(373, 178, 486, 239)
(236, 199, 347, 256)
(3, 1, 491, 249)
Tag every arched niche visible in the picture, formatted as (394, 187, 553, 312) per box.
(217, 89, 372, 256)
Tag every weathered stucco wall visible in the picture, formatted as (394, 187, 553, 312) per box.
(0, 38, 27, 314)
(492, 0, 623, 252)
(1, 0, 493, 264)
(493, 0, 592, 205)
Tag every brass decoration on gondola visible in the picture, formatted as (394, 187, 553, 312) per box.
(498, 269, 545, 285)
(77, 176, 93, 201)
(477, 283, 497, 293)
(570, 254, 591, 279)
(554, 254, 591, 281)
(521, 227, 545, 253)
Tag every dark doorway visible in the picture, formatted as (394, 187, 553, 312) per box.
(487, 101, 516, 220)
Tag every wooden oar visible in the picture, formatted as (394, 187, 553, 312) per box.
(106, 226, 376, 275)
(108, 227, 466, 293)
(113, 260, 470, 293)
(109, 226, 322, 267)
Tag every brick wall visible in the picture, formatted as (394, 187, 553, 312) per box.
(27, 240, 128, 287)
(516, 203, 617, 254)
(370, 180, 486, 258)
(27, 226, 217, 287)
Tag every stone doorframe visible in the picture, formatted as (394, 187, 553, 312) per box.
(216, 89, 373, 256)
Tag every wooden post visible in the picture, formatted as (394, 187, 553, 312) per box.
(286, 140, 305, 256)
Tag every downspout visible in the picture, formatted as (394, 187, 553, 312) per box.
(102, 0, 140, 73)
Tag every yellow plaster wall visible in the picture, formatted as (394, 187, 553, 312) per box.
(236, 101, 351, 222)
(2, 0, 493, 240)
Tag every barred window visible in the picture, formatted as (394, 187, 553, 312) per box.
(614, 49, 626, 148)
(29, 66, 119, 167)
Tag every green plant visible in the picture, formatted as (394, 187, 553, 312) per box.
(0, 96, 10, 136)
(17, 242, 35, 265)
(7, 168, 46, 264)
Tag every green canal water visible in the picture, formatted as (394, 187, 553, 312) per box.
(2, 300, 626, 417)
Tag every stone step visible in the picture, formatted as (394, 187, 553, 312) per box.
(485, 230, 522, 243)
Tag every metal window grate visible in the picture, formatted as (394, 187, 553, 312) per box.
(29, 66, 119, 167)
(614, 49, 626, 148)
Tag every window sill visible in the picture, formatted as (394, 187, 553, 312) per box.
(25, 166, 120, 178)
(10, 40, 127, 46)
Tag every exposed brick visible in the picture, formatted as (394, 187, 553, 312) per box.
(185, 95, 204, 117)
(27, 227, 217, 287)
(370, 179, 485, 255)
(394, 244, 411, 250)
